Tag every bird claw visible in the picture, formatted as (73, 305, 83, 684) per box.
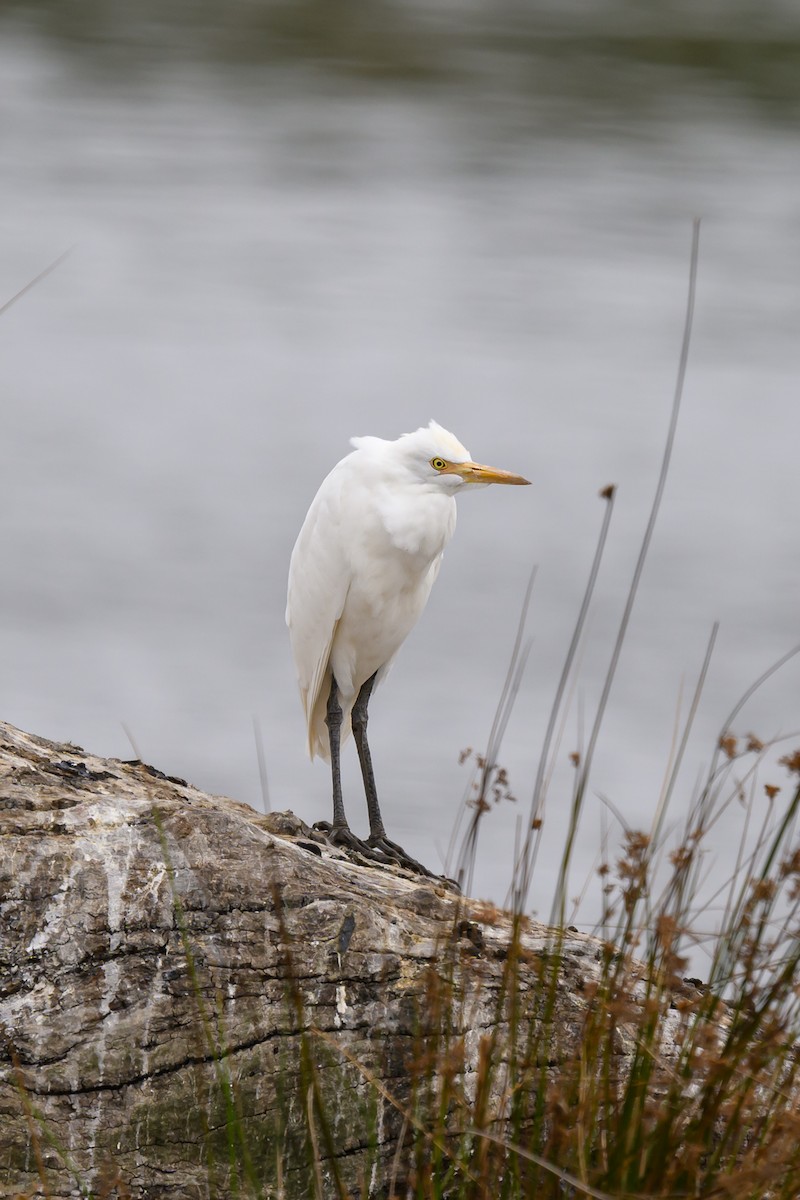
(369, 840, 461, 892)
(312, 822, 458, 890)
(312, 821, 397, 867)
(366, 834, 434, 877)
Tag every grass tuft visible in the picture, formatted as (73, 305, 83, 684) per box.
(10, 224, 800, 1198)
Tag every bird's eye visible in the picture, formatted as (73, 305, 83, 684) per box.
(431, 458, 448, 471)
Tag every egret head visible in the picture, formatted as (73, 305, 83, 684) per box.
(392, 420, 531, 491)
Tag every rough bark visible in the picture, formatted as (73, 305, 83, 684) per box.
(0, 721, 683, 1199)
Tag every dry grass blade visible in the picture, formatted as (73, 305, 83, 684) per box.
(252, 713, 272, 812)
(549, 219, 702, 927)
(310, 1026, 483, 1188)
(463, 1128, 656, 1200)
(0, 248, 74, 318)
(516, 481, 617, 910)
(9, 1050, 52, 1199)
(306, 1084, 326, 1200)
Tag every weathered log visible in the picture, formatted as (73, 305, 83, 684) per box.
(0, 720, 671, 1199)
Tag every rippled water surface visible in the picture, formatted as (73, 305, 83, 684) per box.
(3, 9, 799, 960)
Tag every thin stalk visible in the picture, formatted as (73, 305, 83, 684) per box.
(550, 218, 701, 927)
(649, 621, 718, 849)
(464, 1128, 621, 1200)
(702, 642, 800, 804)
(153, 810, 257, 1194)
(455, 569, 535, 893)
(515, 484, 617, 911)
(252, 714, 271, 812)
(0, 247, 74, 317)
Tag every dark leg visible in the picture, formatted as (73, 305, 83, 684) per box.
(351, 671, 434, 878)
(315, 674, 396, 865)
(315, 673, 456, 887)
(350, 672, 384, 839)
(325, 675, 347, 832)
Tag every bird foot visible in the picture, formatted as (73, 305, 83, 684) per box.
(312, 822, 458, 890)
(368, 837, 461, 892)
(366, 834, 435, 878)
(312, 821, 398, 867)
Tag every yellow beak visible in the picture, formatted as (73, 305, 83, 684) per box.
(445, 461, 531, 486)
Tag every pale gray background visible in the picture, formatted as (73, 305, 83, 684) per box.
(2, 6, 799, 971)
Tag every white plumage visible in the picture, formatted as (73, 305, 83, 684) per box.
(287, 421, 467, 757)
(285, 419, 529, 872)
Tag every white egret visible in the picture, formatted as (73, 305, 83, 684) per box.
(286, 420, 530, 876)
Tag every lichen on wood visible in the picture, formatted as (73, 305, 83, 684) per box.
(0, 720, 690, 1198)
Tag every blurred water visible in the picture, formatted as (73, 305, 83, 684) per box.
(2, 18, 799, 966)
